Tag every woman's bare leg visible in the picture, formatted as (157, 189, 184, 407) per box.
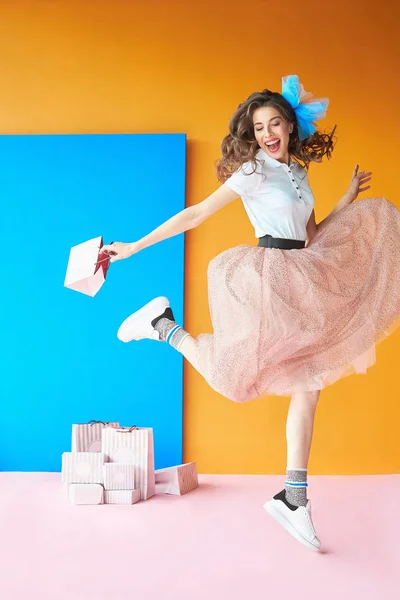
(176, 334, 202, 375)
(285, 390, 321, 505)
(286, 390, 320, 467)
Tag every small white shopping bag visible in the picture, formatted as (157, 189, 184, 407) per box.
(72, 421, 120, 452)
(64, 236, 111, 297)
(155, 462, 198, 495)
(103, 463, 135, 491)
(62, 452, 104, 484)
(102, 426, 155, 501)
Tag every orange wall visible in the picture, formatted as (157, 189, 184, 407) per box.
(1, 0, 399, 475)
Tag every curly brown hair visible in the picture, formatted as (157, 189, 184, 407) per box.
(216, 89, 337, 183)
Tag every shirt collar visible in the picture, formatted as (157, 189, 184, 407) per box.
(257, 148, 296, 169)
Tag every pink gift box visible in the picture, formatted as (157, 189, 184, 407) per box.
(62, 452, 104, 484)
(104, 489, 141, 505)
(68, 484, 104, 505)
(64, 236, 111, 297)
(102, 426, 155, 501)
(103, 463, 135, 491)
(72, 421, 120, 453)
(155, 462, 198, 496)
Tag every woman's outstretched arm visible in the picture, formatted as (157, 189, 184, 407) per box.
(101, 184, 238, 262)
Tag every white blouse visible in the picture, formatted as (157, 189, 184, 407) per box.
(225, 149, 315, 241)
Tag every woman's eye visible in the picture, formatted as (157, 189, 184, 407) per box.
(255, 128, 263, 132)
(272, 122, 280, 126)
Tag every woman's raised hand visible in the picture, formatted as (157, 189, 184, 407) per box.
(346, 165, 372, 203)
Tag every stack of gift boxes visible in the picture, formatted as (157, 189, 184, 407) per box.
(62, 421, 198, 505)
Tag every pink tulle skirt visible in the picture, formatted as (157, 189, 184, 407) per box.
(195, 197, 400, 402)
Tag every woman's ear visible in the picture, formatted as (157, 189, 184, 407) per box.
(289, 123, 294, 134)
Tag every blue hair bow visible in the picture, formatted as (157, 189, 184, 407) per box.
(281, 75, 329, 141)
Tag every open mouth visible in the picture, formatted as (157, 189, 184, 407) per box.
(265, 140, 281, 154)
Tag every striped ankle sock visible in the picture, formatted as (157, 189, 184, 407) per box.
(151, 307, 190, 351)
(285, 468, 308, 507)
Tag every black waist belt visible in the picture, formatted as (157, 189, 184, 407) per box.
(258, 234, 306, 249)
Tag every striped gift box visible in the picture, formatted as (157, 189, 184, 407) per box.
(103, 463, 135, 491)
(62, 452, 104, 484)
(72, 421, 120, 452)
(101, 426, 155, 501)
(68, 484, 104, 505)
(155, 462, 198, 495)
(104, 489, 141, 505)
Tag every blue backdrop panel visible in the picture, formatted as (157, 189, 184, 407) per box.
(0, 133, 186, 472)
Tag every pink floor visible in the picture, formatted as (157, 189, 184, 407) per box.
(0, 473, 399, 599)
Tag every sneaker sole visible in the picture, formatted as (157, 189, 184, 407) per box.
(117, 296, 170, 342)
(263, 501, 321, 552)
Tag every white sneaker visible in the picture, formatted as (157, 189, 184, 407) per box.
(117, 296, 170, 342)
(263, 490, 321, 551)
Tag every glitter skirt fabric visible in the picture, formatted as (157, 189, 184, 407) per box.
(195, 197, 400, 402)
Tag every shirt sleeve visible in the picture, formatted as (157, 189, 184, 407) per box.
(225, 161, 262, 196)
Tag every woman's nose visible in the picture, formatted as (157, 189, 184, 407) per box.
(264, 124, 273, 138)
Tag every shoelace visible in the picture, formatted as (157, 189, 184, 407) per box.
(304, 509, 317, 534)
